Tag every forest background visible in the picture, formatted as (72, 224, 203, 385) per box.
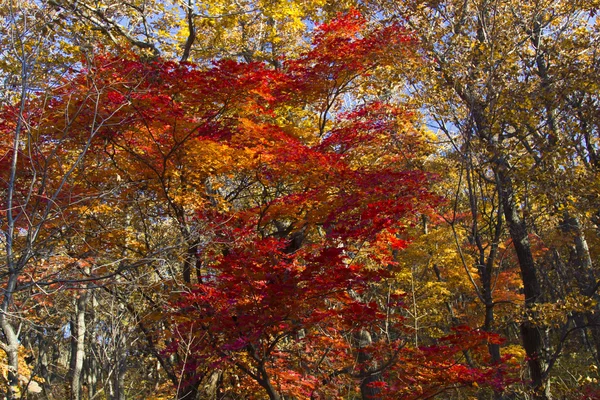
(0, 0, 599, 399)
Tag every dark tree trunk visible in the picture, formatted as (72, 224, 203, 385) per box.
(495, 163, 549, 399)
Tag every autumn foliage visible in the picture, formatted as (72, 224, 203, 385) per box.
(66, 12, 506, 399)
(4, 2, 599, 399)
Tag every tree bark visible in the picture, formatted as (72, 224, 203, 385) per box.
(70, 291, 88, 400)
(356, 329, 382, 400)
(1, 312, 21, 400)
(199, 370, 222, 400)
(561, 213, 600, 367)
(495, 163, 549, 399)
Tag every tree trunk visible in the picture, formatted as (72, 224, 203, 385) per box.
(85, 291, 98, 400)
(356, 329, 382, 400)
(561, 213, 600, 367)
(1, 316, 21, 400)
(199, 370, 222, 400)
(1, 271, 22, 400)
(258, 374, 280, 400)
(38, 332, 52, 395)
(85, 355, 98, 400)
(495, 164, 549, 399)
(115, 359, 126, 400)
(70, 291, 88, 400)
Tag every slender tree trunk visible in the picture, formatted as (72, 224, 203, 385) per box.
(1, 269, 22, 400)
(464, 155, 503, 365)
(70, 291, 88, 400)
(38, 332, 51, 395)
(481, 241, 501, 364)
(112, 328, 127, 400)
(115, 358, 126, 400)
(85, 355, 97, 400)
(1, 10, 31, 398)
(561, 213, 600, 367)
(86, 290, 98, 400)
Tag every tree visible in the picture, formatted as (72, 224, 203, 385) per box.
(117, 12, 508, 399)
(0, 4, 98, 398)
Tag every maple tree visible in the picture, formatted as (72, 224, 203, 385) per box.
(120, 12, 506, 399)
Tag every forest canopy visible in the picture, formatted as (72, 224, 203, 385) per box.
(0, 1, 599, 399)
